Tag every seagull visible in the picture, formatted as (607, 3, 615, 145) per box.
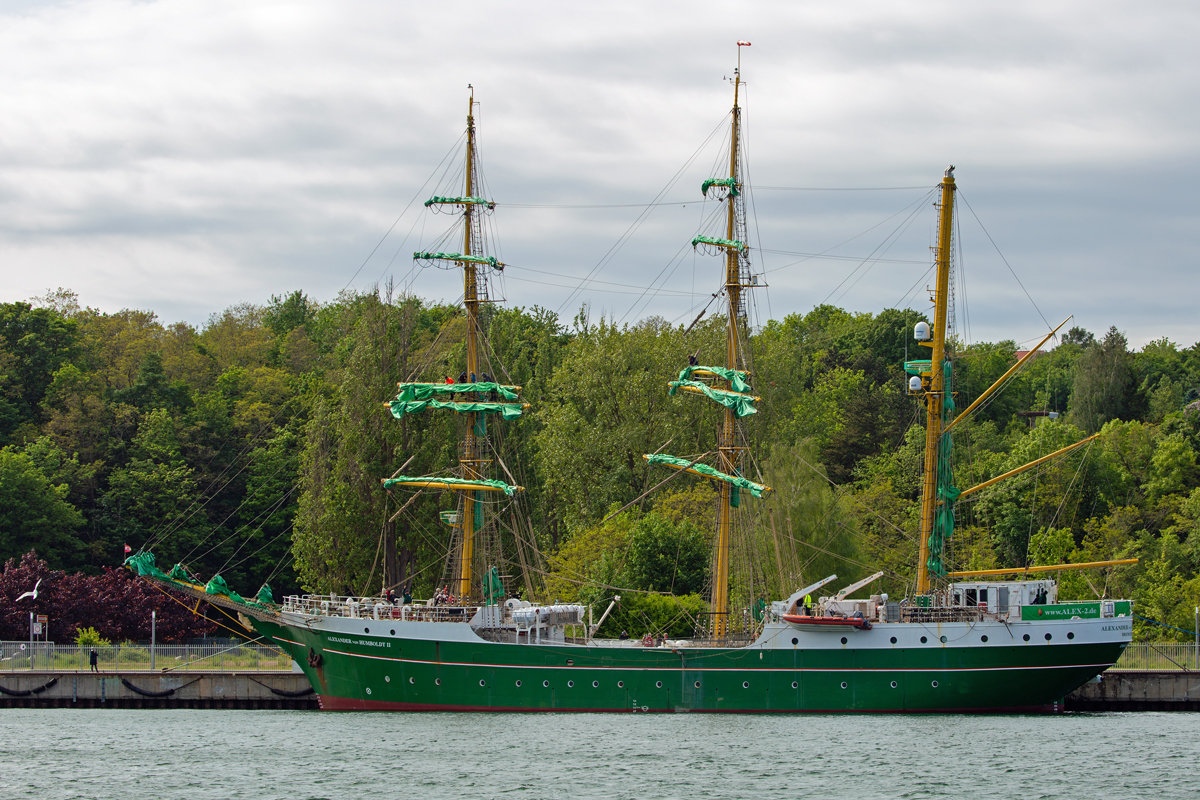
(16, 579, 40, 602)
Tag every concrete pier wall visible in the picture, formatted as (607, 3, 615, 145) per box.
(4, 669, 1195, 711)
(1065, 671, 1200, 711)
(0, 671, 317, 709)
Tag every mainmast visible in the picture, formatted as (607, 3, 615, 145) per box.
(646, 43, 771, 641)
(713, 61, 747, 639)
(915, 167, 956, 594)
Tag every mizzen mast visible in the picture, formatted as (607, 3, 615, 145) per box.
(915, 167, 956, 593)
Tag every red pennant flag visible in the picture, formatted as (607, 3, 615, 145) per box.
(124, 544, 132, 555)
(737, 40, 752, 46)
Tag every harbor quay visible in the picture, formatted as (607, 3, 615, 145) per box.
(1, 639, 1196, 711)
(0, 670, 316, 709)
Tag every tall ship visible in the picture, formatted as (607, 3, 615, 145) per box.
(128, 53, 1135, 712)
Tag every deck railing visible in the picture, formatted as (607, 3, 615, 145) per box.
(0, 641, 294, 672)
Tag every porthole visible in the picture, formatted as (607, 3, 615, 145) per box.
(543, 680, 550, 688)
(791, 681, 798, 689)
(656, 681, 663, 688)
(840, 637, 848, 645)
(408, 677, 414, 684)
(940, 635, 947, 643)
(515, 680, 522, 688)
(567, 680, 574, 688)
(566, 660, 574, 666)
(618, 681, 625, 688)
(743, 681, 750, 689)
(920, 636, 928, 644)
(1067, 632, 1075, 640)
(365, 687, 372, 695)
(890, 681, 898, 689)
(364, 627, 370, 633)
(389, 629, 395, 635)
(791, 637, 798, 645)
(931, 680, 939, 688)
(479, 680, 486, 687)
(1045, 633, 1052, 641)
(593, 681, 599, 688)
(840, 681, 848, 689)
(435, 678, 441, 686)
(981, 635, 988, 643)
(384, 676, 391, 683)
(890, 636, 897, 644)
(695, 681, 702, 689)
(1023, 634, 1030, 642)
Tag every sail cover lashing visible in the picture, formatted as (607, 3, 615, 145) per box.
(381, 475, 523, 497)
(642, 453, 771, 499)
(926, 360, 960, 578)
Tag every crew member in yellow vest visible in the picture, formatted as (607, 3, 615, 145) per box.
(803, 594, 814, 616)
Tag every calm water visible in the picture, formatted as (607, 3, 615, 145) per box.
(0, 709, 1196, 799)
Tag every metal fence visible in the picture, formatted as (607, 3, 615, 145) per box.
(1113, 643, 1199, 671)
(2, 639, 1193, 673)
(0, 641, 295, 672)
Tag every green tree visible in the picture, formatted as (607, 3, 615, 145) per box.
(0, 448, 85, 567)
(1070, 326, 1134, 432)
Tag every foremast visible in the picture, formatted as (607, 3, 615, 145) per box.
(383, 87, 523, 605)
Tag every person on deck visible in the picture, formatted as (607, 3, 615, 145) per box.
(619, 630, 629, 640)
(444, 375, 454, 384)
(803, 594, 814, 616)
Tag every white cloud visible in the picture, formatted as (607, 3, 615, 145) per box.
(0, 0, 1197, 347)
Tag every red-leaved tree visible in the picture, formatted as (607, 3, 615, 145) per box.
(0, 551, 218, 642)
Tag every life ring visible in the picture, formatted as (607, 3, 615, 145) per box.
(642, 634, 655, 647)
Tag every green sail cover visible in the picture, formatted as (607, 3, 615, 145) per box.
(668, 380, 757, 418)
(483, 566, 504, 606)
(395, 382, 519, 403)
(167, 563, 189, 581)
(926, 360, 960, 578)
(691, 235, 747, 252)
(424, 196, 493, 207)
(381, 475, 522, 497)
(388, 398, 524, 421)
(256, 584, 275, 605)
(205, 575, 245, 604)
(413, 251, 501, 269)
(125, 551, 168, 580)
(676, 365, 751, 394)
(645, 453, 770, 499)
(701, 177, 740, 197)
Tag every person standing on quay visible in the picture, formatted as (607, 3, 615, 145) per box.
(89, 648, 99, 673)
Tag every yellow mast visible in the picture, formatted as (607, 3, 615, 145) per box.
(915, 166, 956, 594)
(459, 87, 481, 601)
(712, 58, 745, 639)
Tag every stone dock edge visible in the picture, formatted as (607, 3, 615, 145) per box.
(2, 670, 1196, 711)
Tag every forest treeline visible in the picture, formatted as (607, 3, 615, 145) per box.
(2, 287, 1200, 641)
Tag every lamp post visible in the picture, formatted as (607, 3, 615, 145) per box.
(29, 611, 34, 670)
(151, 610, 156, 671)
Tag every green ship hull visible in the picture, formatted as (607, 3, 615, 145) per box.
(254, 616, 1128, 713)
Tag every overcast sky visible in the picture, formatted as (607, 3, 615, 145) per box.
(1, 1, 1197, 348)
